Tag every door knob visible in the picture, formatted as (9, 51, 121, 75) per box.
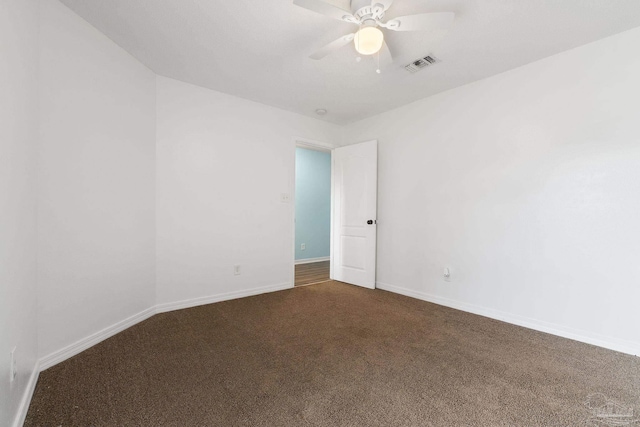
(367, 220, 374, 225)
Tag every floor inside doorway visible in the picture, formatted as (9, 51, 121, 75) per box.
(295, 261, 330, 286)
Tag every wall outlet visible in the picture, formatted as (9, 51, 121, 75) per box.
(234, 264, 241, 276)
(301, 243, 306, 250)
(10, 347, 17, 383)
(280, 193, 290, 203)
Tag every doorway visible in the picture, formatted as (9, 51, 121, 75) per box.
(294, 144, 332, 287)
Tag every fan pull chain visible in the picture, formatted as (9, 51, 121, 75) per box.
(376, 50, 381, 74)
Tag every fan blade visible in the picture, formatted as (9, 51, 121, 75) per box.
(293, 0, 358, 23)
(372, 0, 394, 12)
(378, 40, 393, 69)
(310, 33, 355, 60)
(384, 12, 454, 32)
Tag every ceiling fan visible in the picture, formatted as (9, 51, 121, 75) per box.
(294, 0, 455, 68)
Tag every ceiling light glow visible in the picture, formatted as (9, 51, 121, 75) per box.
(354, 27, 384, 56)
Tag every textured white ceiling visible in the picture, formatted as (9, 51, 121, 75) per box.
(59, 0, 640, 124)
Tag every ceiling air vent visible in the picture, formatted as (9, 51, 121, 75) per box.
(405, 55, 440, 73)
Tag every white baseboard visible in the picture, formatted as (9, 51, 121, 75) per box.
(294, 256, 330, 265)
(155, 282, 292, 314)
(39, 282, 293, 373)
(30, 279, 638, 425)
(12, 360, 40, 427)
(16, 281, 295, 425)
(376, 282, 640, 357)
(39, 307, 156, 371)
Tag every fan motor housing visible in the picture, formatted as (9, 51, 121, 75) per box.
(351, 0, 385, 21)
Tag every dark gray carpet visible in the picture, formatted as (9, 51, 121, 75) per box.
(25, 281, 640, 426)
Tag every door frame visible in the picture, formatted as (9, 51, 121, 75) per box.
(290, 137, 336, 288)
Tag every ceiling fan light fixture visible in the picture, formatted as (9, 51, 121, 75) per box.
(354, 26, 384, 56)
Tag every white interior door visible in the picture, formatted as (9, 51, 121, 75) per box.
(331, 140, 377, 289)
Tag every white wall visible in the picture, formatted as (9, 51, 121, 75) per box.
(0, 0, 40, 425)
(156, 77, 342, 307)
(344, 27, 640, 355)
(37, 0, 157, 361)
